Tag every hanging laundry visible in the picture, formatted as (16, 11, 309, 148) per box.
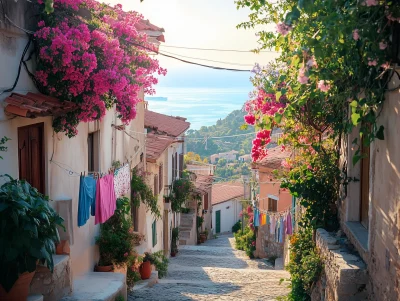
(279, 216, 285, 243)
(270, 215, 276, 235)
(261, 214, 266, 226)
(254, 208, 260, 227)
(114, 164, 131, 199)
(275, 218, 280, 242)
(267, 214, 270, 225)
(286, 212, 293, 235)
(78, 175, 97, 227)
(95, 174, 117, 225)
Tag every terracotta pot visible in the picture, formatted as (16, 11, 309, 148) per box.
(56, 240, 70, 255)
(95, 265, 113, 272)
(0, 271, 35, 301)
(139, 261, 152, 280)
(170, 252, 176, 257)
(200, 234, 206, 243)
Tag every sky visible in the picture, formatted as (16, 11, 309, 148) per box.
(107, 0, 279, 88)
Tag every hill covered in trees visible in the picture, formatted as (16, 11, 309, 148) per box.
(186, 110, 254, 159)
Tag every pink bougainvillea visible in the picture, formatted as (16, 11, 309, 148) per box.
(34, 0, 166, 137)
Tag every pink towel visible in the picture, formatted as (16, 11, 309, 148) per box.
(286, 212, 293, 235)
(95, 174, 117, 224)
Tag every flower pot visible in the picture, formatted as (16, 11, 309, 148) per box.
(200, 234, 206, 243)
(95, 265, 113, 272)
(139, 261, 152, 280)
(0, 271, 35, 301)
(56, 240, 70, 255)
(170, 252, 176, 257)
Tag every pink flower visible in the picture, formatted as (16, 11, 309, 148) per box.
(38, 21, 45, 27)
(244, 114, 256, 125)
(298, 74, 309, 84)
(368, 58, 378, 66)
(317, 80, 331, 92)
(251, 241, 256, 246)
(124, 252, 128, 257)
(381, 62, 390, 69)
(281, 160, 292, 169)
(364, 0, 378, 6)
(353, 29, 360, 41)
(276, 22, 292, 36)
(306, 56, 318, 69)
(379, 41, 387, 50)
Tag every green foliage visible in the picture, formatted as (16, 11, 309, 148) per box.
(0, 136, 10, 159)
(186, 110, 254, 158)
(196, 216, 204, 228)
(0, 176, 65, 292)
(171, 227, 179, 253)
(214, 160, 251, 181)
(286, 228, 323, 300)
(143, 251, 169, 278)
(96, 197, 135, 266)
(234, 226, 256, 258)
(115, 296, 125, 301)
(131, 168, 161, 218)
(232, 220, 242, 233)
(171, 176, 193, 212)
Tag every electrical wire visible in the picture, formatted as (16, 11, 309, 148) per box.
(160, 44, 279, 53)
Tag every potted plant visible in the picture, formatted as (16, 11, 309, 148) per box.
(139, 253, 153, 280)
(204, 228, 209, 240)
(0, 176, 65, 300)
(95, 197, 135, 273)
(171, 227, 179, 257)
(140, 251, 169, 279)
(199, 232, 206, 243)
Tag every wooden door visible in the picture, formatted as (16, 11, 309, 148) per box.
(216, 210, 221, 233)
(18, 123, 45, 193)
(360, 142, 370, 229)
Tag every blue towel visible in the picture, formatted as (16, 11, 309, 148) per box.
(78, 176, 97, 227)
(253, 208, 260, 227)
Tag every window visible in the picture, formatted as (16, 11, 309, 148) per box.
(171, 154, 174, 180)
(154, 174, 159, 195)
(175, 152, 178, 179)
(152, 220, 157, 247)
(268, 198, 277, 212)
(159, 164, 163, 192)
(88, 131, 100, 172)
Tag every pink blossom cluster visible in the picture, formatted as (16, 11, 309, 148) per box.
(34, 1, 166, 136)
(317, 80, 331, 92)
(276, 22, 292, 36)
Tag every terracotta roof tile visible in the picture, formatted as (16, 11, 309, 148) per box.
(4, 92, 77, 118)
(145, 133, 175, 163)
(212, 182, 244, 205)
(255, 146, 292, 169)
(145, 110, 190, 137)
(193, 174, 213, 195)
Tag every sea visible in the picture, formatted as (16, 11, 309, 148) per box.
(145, 87, 251, 130)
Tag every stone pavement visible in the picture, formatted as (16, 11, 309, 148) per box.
(128, 234, 290, 301)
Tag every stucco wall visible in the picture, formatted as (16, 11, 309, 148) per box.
(258, 167, 291, 211)
(338, 73, 400, 300)
(212, 199, 242, 234)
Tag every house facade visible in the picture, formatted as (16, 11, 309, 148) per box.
(0, 2, 166, 300)
(209, 150, 239, 164)
(211, 182, 244, 234)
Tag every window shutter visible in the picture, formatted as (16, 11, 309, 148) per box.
(172, 154, 174, 179)
(175, 152, 178, 179)
(152, 220, 157, 247)
(159, 164, 163, 192)
(154, 174, 158, 195)
(179, 153, 184, 178)
(204, 193, 209, 210)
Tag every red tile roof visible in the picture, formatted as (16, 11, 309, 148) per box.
(145, 110, 190, 137)
(4, 92, 77, 118)
(135, 19, 165, 42)
(146, 133, 175, 163)
(255, 146, 292, 169)
(193, 174, 214, 195)
(212, 182, 244, 205)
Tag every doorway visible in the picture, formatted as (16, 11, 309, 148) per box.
(216, 210, 221, 233)
(18, 123, 45, 193)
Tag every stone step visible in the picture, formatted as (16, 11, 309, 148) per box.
(179, 239, 187, 245)
(131, 271, 158, 292)
(30, 254, 72, 300)
(60, 272, 126, 301)
(180, 231, 191, 239)
(27, 294, 44, 301)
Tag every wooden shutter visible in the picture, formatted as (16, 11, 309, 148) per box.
(172, 154, 174, 179)
(152, 220, 157, 247)
(18, 123, 45, 193)
(204, 193, 209, 210)
(154, 174, 159, 195)
(268, 198, 277, 212)
(179, 153, 184, 178)
(175, 152, 178, 179)
(159, 164, 163, 193)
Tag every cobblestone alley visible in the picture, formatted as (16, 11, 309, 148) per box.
(128, 234, 290, 301)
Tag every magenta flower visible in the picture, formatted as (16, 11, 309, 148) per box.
(368, 58, 378, 66)
(353, 29, 360, 41)
(317, 80, 331, 92)
(364, 0, 378, 6)
(244, 114, 256, 125)
(124, 252, 128, 257)
(276, 22, 292, 36)
(379, 41, 387, 50)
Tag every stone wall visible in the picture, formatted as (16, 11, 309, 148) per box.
(311, 229, 368, 301)
(255, 224, 283, 259)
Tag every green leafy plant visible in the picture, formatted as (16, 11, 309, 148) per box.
(232, 220, 242, 233)
(171, 227, 179, 254)
(96, 197, 135, 267)
(196, 216, 204, 228)
(234, 226, 256, 258)
(127, 252, 142, 289)
(131, 168, 161, 218)
(0, 136, 10, 159)
(171, 176, 194, 212)
(0, 175, 65, 292)
(180, 207, 191, 214)
(143, 251, 169, 278)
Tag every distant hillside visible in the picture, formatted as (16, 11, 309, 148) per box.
(186, 110, 254, 159)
